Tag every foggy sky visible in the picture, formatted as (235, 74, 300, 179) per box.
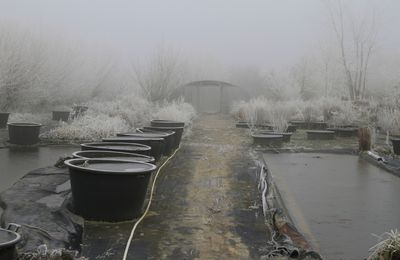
(1, 0, 399, 71)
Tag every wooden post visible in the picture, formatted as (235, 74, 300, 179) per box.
(358, 127, 371, 151)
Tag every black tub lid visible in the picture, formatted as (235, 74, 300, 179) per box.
(306, 130, 335, 134)
(65, 158, 157, 174)
(251, 134, 283, 138)
(81, 142, 151, 151)
(118, 132, 173, 137)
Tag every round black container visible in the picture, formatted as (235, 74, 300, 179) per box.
(52, 111, 70, 122)
(102, 137, 164, 162)
(72, 150, 155, 163)
(336, 127, 358, 137)
(256, 131, 293, 142)
(289, 120, 307, 129)
(251, 134, 284, 147)
(235, 122, 249, 128)
(306, 130, 335, 140)
(144, 126, 184, 149)
(151, 119, 185, 127)
(119, 131, 175, 156)
(0, 228, 21, 260)
(0, 112, 10, 128)
(65, 158, 157, 222)
(80, 142, 151, 156)
(391, 138, 400, 155)
(8, 123, 42, 145)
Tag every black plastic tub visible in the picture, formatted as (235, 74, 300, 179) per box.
(151, 119, 185, 128)
(328, 127, 358, 137)
(0, 112, 10, 128)
(0, 225, 21, 260)
(391, 138, 400, 155)
(81, 142, 151, 156)
(119, 130, 175, 156)
(144, 126, 184, 149)
(251, 134, 283, 147)
(235, 122, 249, 128)
(52, 111, 70, 122)
(256, 131, 293, 142)
(8, 123, 42, 145)
(72, 150, 155, 163)
(65, 158, 157, 222)
(103, 137, 164, 161)
(290, 121, 327, 130)
(306, 130, 335, 140)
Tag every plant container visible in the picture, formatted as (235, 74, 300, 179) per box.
(308, 122, 327, 130)
(144, 126, 184, 149)
(65, 158, 157, 222)
(235, 122, 249, 128)
(0, 224, 21, 260)
(335, 127, 358, 137)
(289, 120, 307, 129)
(0, 112, 10, 128)
(251, 134, 284, 147)
(119, 130, 175, 156)
(72, 150, 155, 163)
(256, 131, 293, 142)
(8, 123, 42, 145)
(306, 130, 335, 140)
(151, 119, 185, 127)
(52, 111, 70, 122)
(103, 137, 164, 162)
(391, 138, 400, 155)
(81, 142, 151, 156)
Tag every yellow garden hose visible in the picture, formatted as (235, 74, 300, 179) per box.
(122, 146, 181, 260)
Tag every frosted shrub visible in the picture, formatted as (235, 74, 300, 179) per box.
(43, 113, 130, 141)
(368, 230, 400, 260)
(153, 98, 196, 125)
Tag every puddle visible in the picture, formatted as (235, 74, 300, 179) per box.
(264, 152, 400, 259)
(0, 145, 78, 192)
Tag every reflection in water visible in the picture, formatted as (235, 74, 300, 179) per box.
(264, 153, 400, 259)
(0, 145, 79, 192)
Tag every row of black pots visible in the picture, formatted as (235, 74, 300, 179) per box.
(289, 120, 327, 130)
(64, 119, 186, 222)
(0, 224, 21, 260)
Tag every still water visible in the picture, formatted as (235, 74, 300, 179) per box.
(264, 153, 400, 259)
(0, 145, 79, 192)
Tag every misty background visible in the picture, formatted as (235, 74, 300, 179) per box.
(1, 0, 400, 109)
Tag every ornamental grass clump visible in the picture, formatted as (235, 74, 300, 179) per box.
(368, 229, 400, 260)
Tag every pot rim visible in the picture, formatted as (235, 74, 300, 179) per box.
(72, 150, 155, 161)
(0, 112, 10, 115)
(52, 110, 71, 113)
(80, 142, 151, 151)
(144, 126, 184, 130)
(251, 134, 283, 139)
(65, 158, 157, 174)
(0, 228, 21, 248)
(126, 131, 175, 137)
(7, 122, 42, 127)
(102, 137, 164, 142)
(151, 119, 184, 123)
(306, 130, 335, 134)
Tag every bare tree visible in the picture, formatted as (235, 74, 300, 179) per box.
(132, 46, 184, 102)
(324, 0, 378, 101)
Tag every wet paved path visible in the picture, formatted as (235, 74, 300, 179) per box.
(264, 153, 400, 260)
(124, 114, 266, 259)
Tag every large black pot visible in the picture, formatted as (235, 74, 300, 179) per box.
(72, 150, 155, 163)
(65, 158, 157, 222)
(151, 119, 185, 128)
(391, 138, 400, 155)
(102, 137, 164, 162)
(144, 126, 184, 149)
(328, 127, 358, 137)
(81, 142, 151, 156)
(0, 112, 10, 128)
(251, 134, 283, 147)
(120, 130, 175, 156)
(0, 224, 21, 260)
(8, 123, 42, 145)
(52, 111, 70, 122)
(256, 131, 293, 142)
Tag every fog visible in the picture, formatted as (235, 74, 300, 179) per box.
(1, 0, 399, 70)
